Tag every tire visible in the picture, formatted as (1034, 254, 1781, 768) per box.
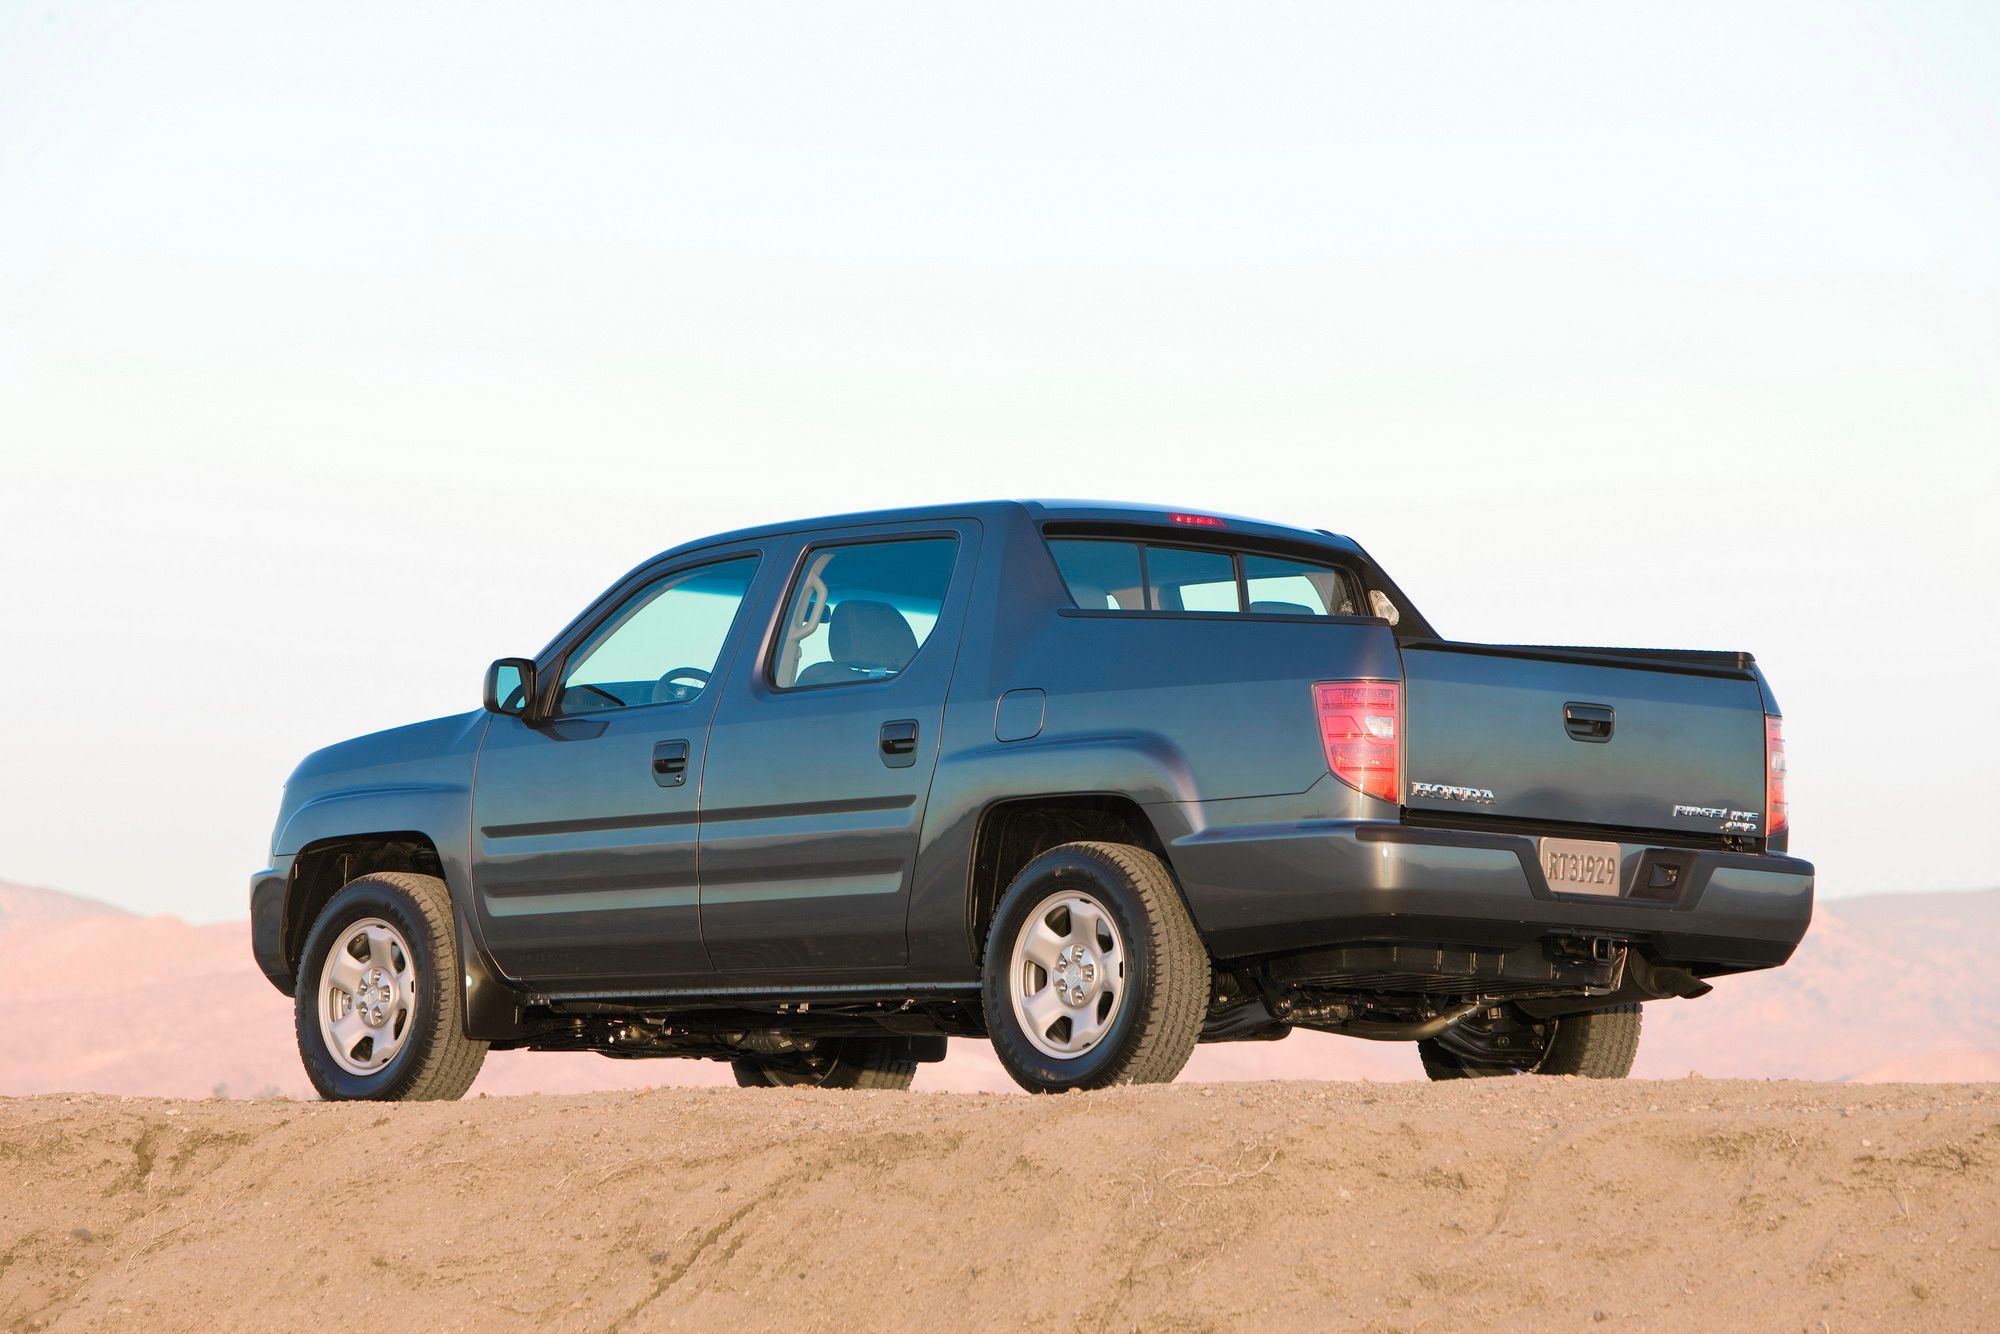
(981, 840, 1208, 1094)
(294, 872, 489, 1101)
(730, 1037, 918, 1090)
(1418, 1003, 1642, 1080)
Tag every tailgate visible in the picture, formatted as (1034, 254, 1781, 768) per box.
(1401, 645, 1770, 840)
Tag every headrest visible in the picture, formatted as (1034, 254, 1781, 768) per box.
(1249, 599, 1316, 616)
(829, 600, 919, 671)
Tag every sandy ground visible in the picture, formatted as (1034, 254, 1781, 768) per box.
(2, 1081, 1994, 1332)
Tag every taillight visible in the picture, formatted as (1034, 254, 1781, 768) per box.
(1314, 680, 1401, 804)
(1765, 714, 1787, 837)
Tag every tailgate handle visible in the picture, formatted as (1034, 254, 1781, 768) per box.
(1564, 702, 1615, 743)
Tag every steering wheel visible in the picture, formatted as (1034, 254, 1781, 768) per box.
(651, 666, 711, 705)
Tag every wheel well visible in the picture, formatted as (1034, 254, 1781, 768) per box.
(968, 795, 1175, 959)
(286, 833, 445, 971)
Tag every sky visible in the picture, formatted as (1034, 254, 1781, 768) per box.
(1, 2, 1995, 922)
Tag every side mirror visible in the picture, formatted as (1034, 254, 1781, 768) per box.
(484, 658, 539, 717)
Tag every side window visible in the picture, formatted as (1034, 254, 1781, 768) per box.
(772, 538, 957, 689)
(558, 556, 759, 714)
(1243, 554, 1359, 616)
(1145, 545, 1239, 612)
(1047, 540, 1144, 610)
(1045, 539, 1361, 617)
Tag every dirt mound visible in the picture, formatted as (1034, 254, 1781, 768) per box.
(3, 1081, 1993, 1330)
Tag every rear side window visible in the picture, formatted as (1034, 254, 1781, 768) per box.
(1047, 539, 1360, 617)
(771, 537, 958, 689)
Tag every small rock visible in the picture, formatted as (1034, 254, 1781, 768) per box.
(70, 1228, 94, 1244)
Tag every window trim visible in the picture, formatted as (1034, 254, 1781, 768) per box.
(546, 551, 764, 719)
(1046, 536, 1372, 622)
(764, 532, 963, 694)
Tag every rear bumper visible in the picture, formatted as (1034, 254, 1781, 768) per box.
(249, 863, 295, 995)
(1171, 819, 1814, 972)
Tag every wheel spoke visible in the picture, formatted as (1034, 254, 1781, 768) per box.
(363, 925, 396, 969)
(325, 950, 366, 995)
(1069, 1002, 1111, 1050)
(1065, 899, 1100, 948)
(372, 1011, 410, 1061)
(329, 1006, 368, 1056)
(1019, 983, 1068, 1038)
(1020, 918, 1066, 971)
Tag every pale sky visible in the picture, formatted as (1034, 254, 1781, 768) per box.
(2, 2, 1994, 922)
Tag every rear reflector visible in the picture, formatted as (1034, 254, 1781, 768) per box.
(1766, 715, 1787, 837)
(1314, 680, 1401, 804)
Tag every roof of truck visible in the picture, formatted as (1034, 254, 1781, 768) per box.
(652, 499, 1362, 560)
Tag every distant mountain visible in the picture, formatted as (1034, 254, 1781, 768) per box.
(0, 880, 1991, 1098)
(0, 879, 128, 929)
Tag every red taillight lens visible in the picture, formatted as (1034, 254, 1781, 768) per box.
(1765, 714, 1787, 837)
(1315, 680, 1401, 804)
(1168, 512, 1227, 528)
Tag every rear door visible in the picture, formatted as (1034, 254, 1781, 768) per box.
(697, 521, 978, 972)
(1400, 645, 1770, 840)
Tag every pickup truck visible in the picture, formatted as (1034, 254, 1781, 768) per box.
(251, 500, 1813, 1098)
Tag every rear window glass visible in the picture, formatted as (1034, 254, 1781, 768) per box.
(1046, 540, 1361, 617)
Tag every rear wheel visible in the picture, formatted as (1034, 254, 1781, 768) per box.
(730, 1037, 917, 1089)
(1419, 1003, 1642, 1080)
(981, 841, 1208, 1094)
(294, 872, 488, 1101)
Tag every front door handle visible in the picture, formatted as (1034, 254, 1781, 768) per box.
(879, 719, 919, 768)
(1563, 702, 1615, 743)
(652, 739, 691, 786)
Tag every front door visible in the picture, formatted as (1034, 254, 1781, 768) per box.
(697, 525, 975, 973)
(470, 553, 761, 983)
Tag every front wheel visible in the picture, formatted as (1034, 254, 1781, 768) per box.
(1419, 1003, 1642, 1080)
(981, 841, 1208, 1094)
(294, 872, 488, 1101)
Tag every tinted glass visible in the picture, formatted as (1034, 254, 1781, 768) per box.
(1146, 545, 1239, 612)
(1243, 554, 1359, 616)
(1047, 539, 1144, 610)
(1045, 539, 1359, 617)
(559, 556, 759, 713)
(772, 538, 957, 689)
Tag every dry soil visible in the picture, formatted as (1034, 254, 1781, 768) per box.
(2, 1080, 1995, 1331)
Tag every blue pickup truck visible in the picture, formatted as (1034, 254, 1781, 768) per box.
(251, 500, 1812, 1098)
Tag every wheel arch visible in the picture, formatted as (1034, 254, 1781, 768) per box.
(966, 793, 1185, 963)
(285, 832, 447, 976)
(282, 832, 542, 1042)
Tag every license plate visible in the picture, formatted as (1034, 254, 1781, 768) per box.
(1539, 837, 1624, 896)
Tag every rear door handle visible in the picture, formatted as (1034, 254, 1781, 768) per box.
(652, 739, 691, 786)
(879, 719, 919, 768)
(1563, 702, 1615, 743)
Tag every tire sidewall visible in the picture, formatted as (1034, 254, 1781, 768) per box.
(294, 878, 450, 1101)
(982, 847, 1158, 1091)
